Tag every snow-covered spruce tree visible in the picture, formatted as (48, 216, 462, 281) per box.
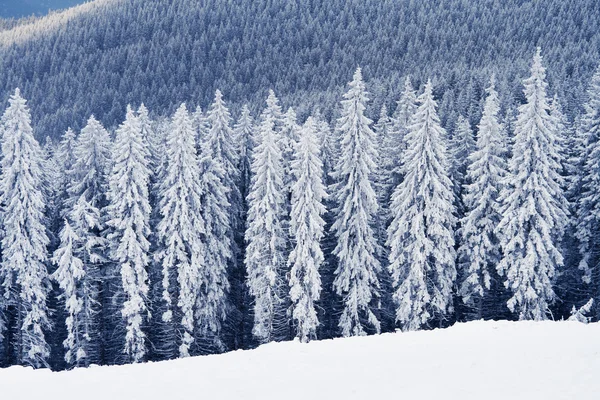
(105, 106, 152, 364)
(288, 117, 327, 342)
(260, 89, 285, 134)
(0, 89, 51, 368)
(51, 221, 86, 367)
(245, 116, 288, 344)
(496, 49, 569, 321)
(457, 78, 508, 320)
(53, 196, 103, 367)
(194, 130, 231, 354)
(386, 80, 457, 331)
(204, 90, 244, 349)
(576, 67, 600, 319)
(155, 103, 205, 358)
(69, 115, 112, 363)
(331, 67, 382, 337)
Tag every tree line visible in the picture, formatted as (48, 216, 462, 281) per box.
(0, 48, 598, 371)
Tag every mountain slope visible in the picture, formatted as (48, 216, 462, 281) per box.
(1, 321, 598, 400)
(0, 0, 598, 138)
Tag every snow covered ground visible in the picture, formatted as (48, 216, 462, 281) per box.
(1, 321, 598, 400)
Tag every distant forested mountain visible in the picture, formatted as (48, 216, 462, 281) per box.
(0, 0, 598, 138)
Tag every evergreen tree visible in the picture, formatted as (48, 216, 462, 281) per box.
(69, 115, 112, 363)
(457, 78, 508, 320)
(260, 90, 285, 134)
(51, 221, 87, 367)
(331, 68, 381, 337)
(205, 90, 244, 348)
(0, 89, 51, 368)
(155, 103, 205, 358)
(194, 126, 232, 354)
(245, 116, 287, 344)
(288, 117, 327, 342)
(497, 49, 569, 320)
(105, 106, 152, 363)
(386, 80, 457, 331)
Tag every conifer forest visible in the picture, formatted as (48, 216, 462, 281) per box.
(0, 0, 599, 382)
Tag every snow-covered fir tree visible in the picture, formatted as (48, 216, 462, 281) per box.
(260, 90, 285, 134)
(386, 80, 457, 331)
(457, 77, 507, 319)
(155, 103, 205, 358)
(288, 117, 327, 342)
(497, 49, 569, 320)
(576, 67, 600, 318)
(195, 130, 232, 354)
(51, 221, 87, 367)
(331, 67, 382, 337)
(204, 89, 244, 348)
(0, 89, 51, 368)
(245, 116, 288, 344)
(68, 115, 113, 363)
(105, 106, 152, 363)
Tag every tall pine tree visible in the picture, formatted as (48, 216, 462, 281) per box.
(105, 106, 152, 363)
(457, 77, 508, 320)
(288, 117, 327, 342)
(245, 116, 288, 344)
(386, 80, 457, 331)
(155, 103, 205, 358)
(331, 68, 381, 337)
(497, 49, 568, 321)
(0, 89, 51, 368)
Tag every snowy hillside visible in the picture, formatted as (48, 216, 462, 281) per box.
(1, 321, 598, 400)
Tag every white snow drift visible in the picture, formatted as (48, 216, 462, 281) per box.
(0, 321, 598, 400)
